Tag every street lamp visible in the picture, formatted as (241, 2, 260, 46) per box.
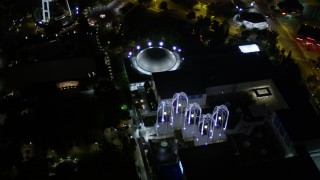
(173, 46, 177, 51)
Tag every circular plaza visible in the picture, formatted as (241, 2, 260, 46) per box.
(129, 42, 182, 75)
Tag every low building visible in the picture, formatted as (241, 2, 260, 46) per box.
(277, 0, 304, 15)
(233, 12, 268, 30)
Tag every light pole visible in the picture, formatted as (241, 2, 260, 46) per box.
(164, 111, 168, 139)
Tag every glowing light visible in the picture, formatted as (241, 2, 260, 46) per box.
(136, 45, 140, 50)
(159, 41, 164, 46)
(148, 42, 152, 46)
(128, 51, 132, 56)
(179, 161, 184, 173)
(173, 46, 176, 50)
(307, 37, 315, 41)
(238, 44, 260, 53)
(56, 81, 80, 89)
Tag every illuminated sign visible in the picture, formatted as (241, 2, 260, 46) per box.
(254, 87, 272, 98)
(238, 44, 260, 53)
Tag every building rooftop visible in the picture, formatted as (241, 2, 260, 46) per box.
(179, 140, 320, 179)
(152, 69, 206, 100)
(276, 107, 320, 143)
(190, 46, 275, 87)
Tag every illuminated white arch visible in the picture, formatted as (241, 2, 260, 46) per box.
(171, 92, 189, 128)
(212, 105, 229, 136)
(196, 114, 215, 142)
(156, 100, 172, 131)
(172, 92, 188, 114)
(183, 103, 202, 132)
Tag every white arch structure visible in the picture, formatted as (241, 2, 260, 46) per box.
(156, 100, 172, 130)
(212, 105, 229, 136)
(172, 92, 188, 114)
(171, 92, 188, 127)
(153, 92, 230, 144)
(183, 103, 202, 132)
(196, 113, 215, 141)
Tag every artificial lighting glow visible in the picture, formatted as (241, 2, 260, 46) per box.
(238, 44, 260, 53)
(179, 161, 184, 173)
(178, 103, 181, 107)
(137, 45, 140, 50)
(191, 114, 194, 118)
(159, 41, 164, 46)
(56, 81, 80, 89)
(204, 125, 208, 129)
(173, 46, 176, 50)
(148, 42, 152, 46)
(254, 87, 272, 97)
(129, 51, 132, 56)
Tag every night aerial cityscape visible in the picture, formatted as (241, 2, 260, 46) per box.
(1, 0, 320, 179)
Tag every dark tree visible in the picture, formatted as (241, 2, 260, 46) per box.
(159, 1, 168, 10)
(186, 11, 196, 21)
